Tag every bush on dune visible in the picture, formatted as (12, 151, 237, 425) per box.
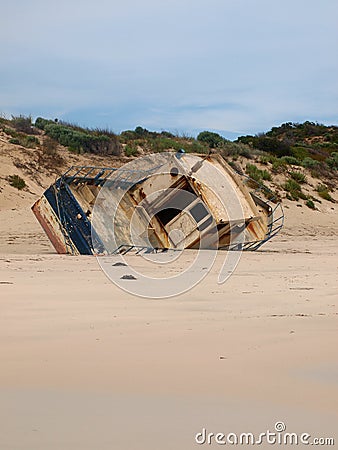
(7, 174, 26, 190)
(43, 123, 122, 156)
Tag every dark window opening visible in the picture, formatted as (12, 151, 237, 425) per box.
(151, 178, 198, 227)
(156, 208, 181, 226)
(190, 202, 208, 223)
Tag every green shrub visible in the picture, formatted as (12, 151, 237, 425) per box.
(252, 135, 291, 157)
(283, 178, 303, 200)
(261, 170, 272, 181)
(125, 143, 139, 157)
(298, 191, 308, 200)
(35, 117, 54, 130)
(197, 131, 227, 148)
(221, 142, 252, 158)
(135, 126, 152, 138)
(35, 118, 122, 155)
(44, 123, 121, 155)
(259, 155, 271, 165)
(290, 171, 306, 183)
(318, 190, 334, 202)
(26, 135, 38, 143)
(4, 127, 18, 138)
(150, 137, 182, 153)
(284, 179, 301, 192)
(185, 140, 209, 154)
(120, 129, 139, 142)
(246, 163, 262, 182)
(8, 174, 26, 190)
(11, 115, 33, 134)
(280, 156, 301, 166)
(9, 135, 38, 148)
(23, 135, 39, 147)
(9, 138, 20, 145)
(246, 163, 272, 183)
(305, 199, 315, 209)
(290, 146, 310, 160)
(239, 146, 253, 158)
(326, 152, 338, 170)
(238, 123, 338, 162)
(316, 184, 335, 202)
(120, 126, 163, 142)
(271, 158, 287, 173)
(302, 157, 319, 169)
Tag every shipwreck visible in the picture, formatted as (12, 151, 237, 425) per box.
(32, 152, 284, 255)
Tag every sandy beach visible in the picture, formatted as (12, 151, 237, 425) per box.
(0, 186, 337, 449)
(1, 0, 338, 442)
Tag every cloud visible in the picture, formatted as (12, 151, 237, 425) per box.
(1, 0, 337, 137)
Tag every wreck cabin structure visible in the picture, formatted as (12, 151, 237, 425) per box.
(32, 153, 283, 255)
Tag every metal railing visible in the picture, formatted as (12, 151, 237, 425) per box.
(112, 245, 180, 255)
(61, 165, 163, 188)
(224, 170, 285, 251)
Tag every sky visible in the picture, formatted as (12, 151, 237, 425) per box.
(1, 0, 337, 139)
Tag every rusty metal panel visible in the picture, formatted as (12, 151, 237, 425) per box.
(31, 195, 79, 255)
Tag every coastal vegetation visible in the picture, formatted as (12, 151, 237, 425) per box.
(1, 114, 336, 207)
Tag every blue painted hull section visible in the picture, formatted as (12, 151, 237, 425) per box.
(43, 180, 104, 255)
